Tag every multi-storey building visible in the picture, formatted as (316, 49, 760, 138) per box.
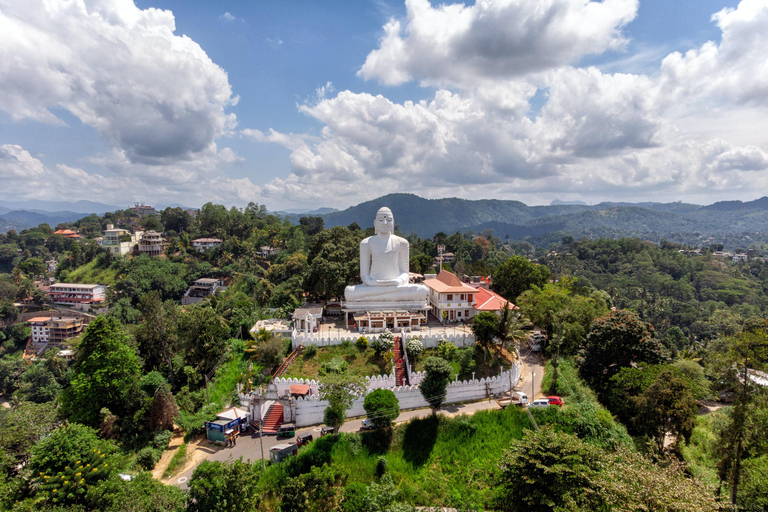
(129, 203, 158, 217)
(46, 283, 107, 310)
(101, 224, 143, 256)
(138, 230, 167, 257)
(423, 270, 479, 322)
(28, 316, 85, 352)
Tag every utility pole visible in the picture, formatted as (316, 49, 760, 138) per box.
(531, 371, 535, 399)
(256, 394, 265, 470)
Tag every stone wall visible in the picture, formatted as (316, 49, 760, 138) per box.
(288, 362, 521, 427)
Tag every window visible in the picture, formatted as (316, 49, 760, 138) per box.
(465, 310, 470, 316)
(458, 312, 462, 317)
(447, 294, 453, 301)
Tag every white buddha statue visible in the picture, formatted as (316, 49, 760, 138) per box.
(344, 207, 429, 303)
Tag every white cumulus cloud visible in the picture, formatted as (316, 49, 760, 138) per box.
(358, 0, 638, 87)
(0, 0, 237, 164)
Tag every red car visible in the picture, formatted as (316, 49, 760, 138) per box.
(548, 396, 564, 406)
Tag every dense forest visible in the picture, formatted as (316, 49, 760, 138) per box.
(0, 202, 766, 510)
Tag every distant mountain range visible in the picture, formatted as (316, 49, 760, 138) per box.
(5, 194, 768, 247)
(311, 193, 768, 243)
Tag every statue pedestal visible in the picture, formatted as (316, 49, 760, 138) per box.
(341, 299, 429, 312)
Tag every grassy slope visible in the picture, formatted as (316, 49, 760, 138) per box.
(282, 343, 388, 379)
(259, 357, 633, 510)
(64, 260, 119, 286)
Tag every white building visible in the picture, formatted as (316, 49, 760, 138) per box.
(28, 316, 85, 352)
(191, 238, 222, 252)
(423, 271, 479, 323)
(101, 224, 142, 256)
(46, 283, 107, 310)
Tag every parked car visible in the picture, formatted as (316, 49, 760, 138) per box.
(548, 396, 564, 406)
(320, 426, 335, 437)
(529, 398, 550, 408)
(297, 434, 313, 447)
(277, 423, 296, 438)
(361, 419, 376, 430)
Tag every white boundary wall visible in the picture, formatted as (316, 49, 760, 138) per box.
(272, 373, 398, 397)
(292, 332, 475, 350)
(286, 361, 521, 427)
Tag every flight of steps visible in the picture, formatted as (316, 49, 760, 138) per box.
(393, 335, 405, 386)
(262, 403, 284, 435)
(271, 345, 304, 380)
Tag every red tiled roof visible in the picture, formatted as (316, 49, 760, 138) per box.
(288, 384, 310, 395)
(474, 287, 518, 312)
(424, 271, 478, 294)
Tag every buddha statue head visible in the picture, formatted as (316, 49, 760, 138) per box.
(374, 207, 394, 235)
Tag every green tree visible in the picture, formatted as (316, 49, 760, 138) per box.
(29, 423, 121, 506)
(471, 311, 500, 363)
(419, 357, 452, 413)
(363, 389, 399, 428)
(160, 207, 192, 234)
(281, 463, 344, 512)
(714, 330, 768, 507)
(493, 255, 551, 301)
(304, 226, 363, 301)
(319, 373, 366, 434)
(134, 291, 180, 384)
(87, 472, 186, 512)
(579, 309, 666, 389)
(186, 458, 261, 512)
(177, 304, 229, 376)
(494, 426, 606, 511)
(633, 370, 698, 452)
(0, 401, 58, 476)
(17, 362, 60, 403)
(60, 316, 143, 427)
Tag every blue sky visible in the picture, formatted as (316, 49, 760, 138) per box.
(4, 0, 768, 211)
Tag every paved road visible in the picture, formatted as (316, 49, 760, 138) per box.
(172, 351, 543, 488)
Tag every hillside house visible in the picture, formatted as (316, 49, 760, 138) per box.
(101, 224, 142, 256)
(181, 278, 225, 305)
(473, 287, 518, 317)
(423, 270, 479, 323)
(191, 238, 222, 252)
(138, 230, 167, 257)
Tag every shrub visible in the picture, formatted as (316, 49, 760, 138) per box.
(303, 344, 318, 359)
(371, 335, 395, 357)
(405, 338, 424, 360)
(457, 347, 476, 380)
(356, 336, 369, 350)
(152, 429, 173, 450)
(364, 388, 400, 428)
(136, 447, 161, 470)
(320, 356, 349, 375)
(438, 339, 457, 361)
(376, 456, 388, 478)
(341, 339, 353, 351)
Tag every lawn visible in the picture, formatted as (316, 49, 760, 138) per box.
(411, 346, 510, 380)
(281, 342, 390, 380)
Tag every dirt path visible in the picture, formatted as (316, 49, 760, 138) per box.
(152, 429, 223, 483)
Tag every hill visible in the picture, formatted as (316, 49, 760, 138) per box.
(316, 193, 768, 241)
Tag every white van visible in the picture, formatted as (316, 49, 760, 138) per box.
(529, 398, 550, 409)
(511, 391, 529, 406)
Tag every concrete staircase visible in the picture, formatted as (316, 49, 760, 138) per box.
(394, 335, 405, 386)
(262, 403, 284, 434)
(271, 345, 304, 380)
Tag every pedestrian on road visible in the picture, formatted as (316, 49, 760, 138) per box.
(233, 434, 237, 446)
